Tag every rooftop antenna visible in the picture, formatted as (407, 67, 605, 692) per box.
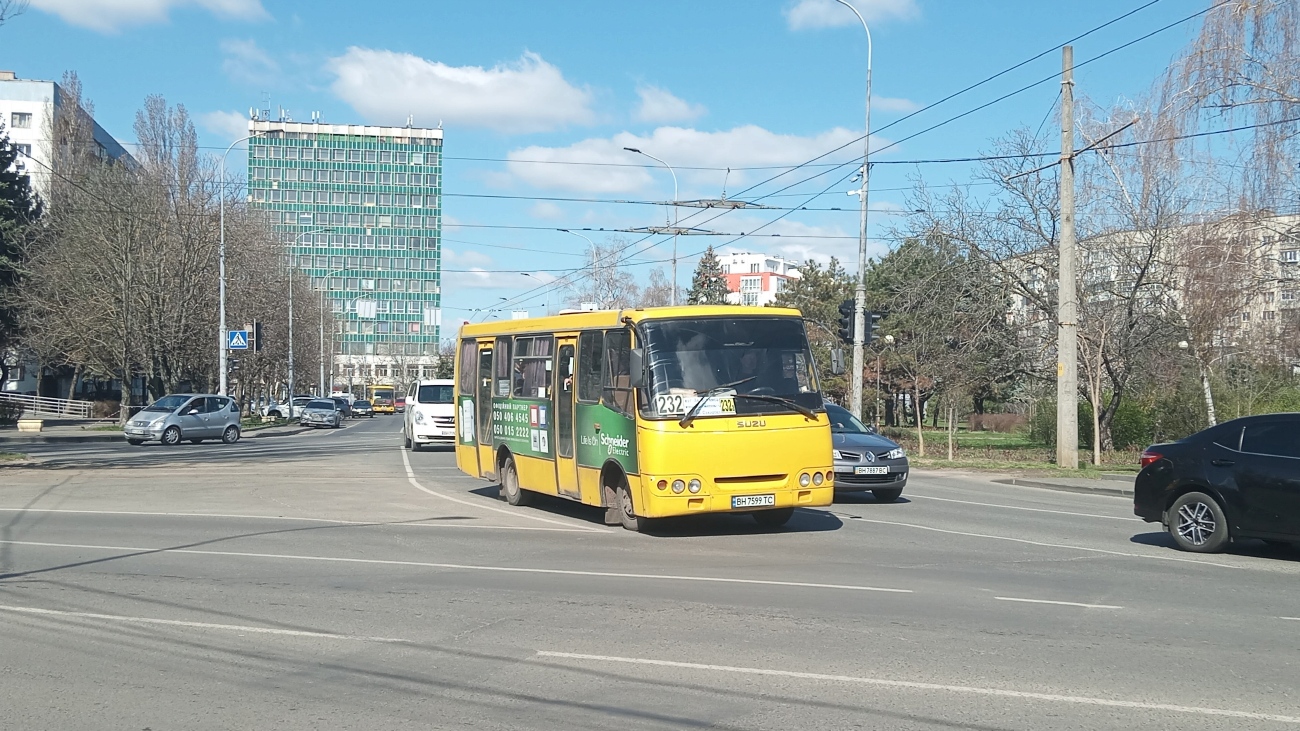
(259, 91, 270, 121)
(248, 106, 256, 120)
(438, 120, 443, 129)
(406, 114, 414, 127)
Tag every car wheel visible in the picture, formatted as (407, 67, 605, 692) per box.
(222, 425, 240, 444)
(404, 431, 413, 450)
(127, 439, 144, 446)
(161, 426, 181, 446)
(1168, 491, 1230, 553)
(753, 508, 795, 528)
(501, 455, 531, 506)
(268, 411, 281, 419)
(618, 480, 651, 532)
(872, 488, 903, 503)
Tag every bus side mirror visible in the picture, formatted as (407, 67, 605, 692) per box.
(830, 348, 846, 376)
(629, 347, 647, 389)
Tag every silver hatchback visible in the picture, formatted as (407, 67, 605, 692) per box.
(124, 394, 242, 446)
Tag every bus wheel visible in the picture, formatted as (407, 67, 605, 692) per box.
(501, 455, 531, 506)
(618, 481, 651, 532)
(753, 508, 794, 528)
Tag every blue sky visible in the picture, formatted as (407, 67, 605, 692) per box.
(8, 0, 1204, 322)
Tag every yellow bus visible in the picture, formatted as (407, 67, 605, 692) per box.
(368, 384, 396, 414)
(453, 305, 834, 531)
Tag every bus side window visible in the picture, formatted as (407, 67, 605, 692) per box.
(602, 329, 634, 416)
(457, 339, 476, 396)
(494, 336, 512, 397)
(577, 331, 603, 403)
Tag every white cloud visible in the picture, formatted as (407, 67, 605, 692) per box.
(785, 0, 918, 30)
(443, 248, 513, 289)
(327, 48, 595, 133)
(32, 0, 267, 33)
(198, 109, 250, 144)
(507, 125, 881, 194)
(220, 38, 279, 84)
(633, 85, 706, 124)
(874, 96, 921, 113)
(529, 202, 564, 220)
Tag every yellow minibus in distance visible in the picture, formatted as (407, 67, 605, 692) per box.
(452, 305, 834, 531)
(368, 384, 396, 414)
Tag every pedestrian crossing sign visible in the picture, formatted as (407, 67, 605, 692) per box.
(228, 330, 249, 350)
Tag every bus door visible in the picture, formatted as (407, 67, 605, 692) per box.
(475, 345, 495, 478)
(553, 340, 580, 499)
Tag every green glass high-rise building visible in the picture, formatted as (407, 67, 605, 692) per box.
(246, 117, 443, 391)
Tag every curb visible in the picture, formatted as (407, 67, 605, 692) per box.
(0, 433, 123, 445)
(248, 426, 312, 438)
(994, 477, 1133, 497)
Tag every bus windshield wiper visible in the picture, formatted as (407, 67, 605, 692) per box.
(732, 393, 818, 420)
(678, 378, 755, 428)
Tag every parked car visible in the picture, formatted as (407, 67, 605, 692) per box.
(299, 399, 343, 429)
(1135, 413, 1300, 553)
(403, 379, 455, 450)
(352, 399, 374, 418)
(124, 394, 242, 446)
(264, 396, 313, 419)
(825, 402, 908, 502)
(331, 397, 353, 419)
(395, 397, 407, 414)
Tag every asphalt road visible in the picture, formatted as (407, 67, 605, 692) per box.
(2, 416, 1299, 730)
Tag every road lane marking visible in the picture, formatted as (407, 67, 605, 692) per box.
(0, 539, 912, 594)
(536, 651, 1300, 724)
(399, 447, 607, 533)
(1281, 617, 1300, 621)
(0, 508, 592, 533)
(0, 604, 409, 643)
(906, 494, 1138, 521)
(995, 596, 1123, 610)
(842, 516, 1242, 569)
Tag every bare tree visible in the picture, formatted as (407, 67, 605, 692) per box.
(563, 236, 641, 309)
(0, 0, 28, 28)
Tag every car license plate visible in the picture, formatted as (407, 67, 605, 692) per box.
(732, 494, 775, 508)
(855, 466, 889, 475)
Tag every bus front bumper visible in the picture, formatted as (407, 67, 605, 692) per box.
(640, 485, 833, 518)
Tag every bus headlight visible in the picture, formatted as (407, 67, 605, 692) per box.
(671, 480, 686, 494)
(812, 472, 824, 486)
(656, 480, 668, 491)
(687, 479, 701, 493)
(799, 472, 811, 487)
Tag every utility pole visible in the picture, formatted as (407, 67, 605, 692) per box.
(836, 0, 873, 420)
(1056, 46, 1079, 469)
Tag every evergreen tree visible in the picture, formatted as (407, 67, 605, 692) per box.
(686, 246, 729, 305)
(0, 125, 41, 385)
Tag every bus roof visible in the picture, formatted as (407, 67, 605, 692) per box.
(457, 305, 806, 339)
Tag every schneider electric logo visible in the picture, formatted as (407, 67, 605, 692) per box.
(581, 433, 631, 457)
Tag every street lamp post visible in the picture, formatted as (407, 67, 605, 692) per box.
(835, 0, 873, 420)
(874, 333, 894, 430)
(286, 224, 331, 417)
(623, 148, 679, 305)
(521, 272, 552, 314)
(218, 132, 261, 396)
(558, 228, 597, 291)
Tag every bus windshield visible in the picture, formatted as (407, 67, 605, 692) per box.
(639, 316, 822, 419)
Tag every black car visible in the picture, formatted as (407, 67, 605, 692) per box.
(1134, 413, 1300, 553)
(331, 397, 353, 419)
(825, 402, 909, 502)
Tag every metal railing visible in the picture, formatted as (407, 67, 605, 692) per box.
(0, 392, 95, 419)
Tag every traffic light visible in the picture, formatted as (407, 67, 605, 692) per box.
(227, 357, 241, 375)
(252, 320, 264, 352)
(837, 299, 855, 344)
(865, 311, 881, 345)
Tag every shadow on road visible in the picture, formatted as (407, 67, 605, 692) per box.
(1130, 531, 1300, 562)
(832, 492, 913, 506)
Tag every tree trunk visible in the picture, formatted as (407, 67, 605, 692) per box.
(1199, 364, 1217, 427)
(914, 383, 925, 457)
(66, 364, 81, 412)
(1090, 389, 1101, 467)
(947, 403, 956, 461)
(118, 367, 132, 426)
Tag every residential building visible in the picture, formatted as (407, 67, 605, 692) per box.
(246, 114, 443, 393)
(0, 70, 132, 202)
(2, 70, 132, 398)
(720, 252, 800, 307)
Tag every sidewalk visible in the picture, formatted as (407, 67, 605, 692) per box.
(0, 421, 312, 445)
(992, 473, 1134, 497)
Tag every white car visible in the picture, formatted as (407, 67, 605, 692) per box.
(403, 379, 455, 450)
(264, 396, 312, 419)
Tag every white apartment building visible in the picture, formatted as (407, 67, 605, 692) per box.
(1, 70, 132, 396)
(720, 252, 801, 306)
(0, 70, 132, 201)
